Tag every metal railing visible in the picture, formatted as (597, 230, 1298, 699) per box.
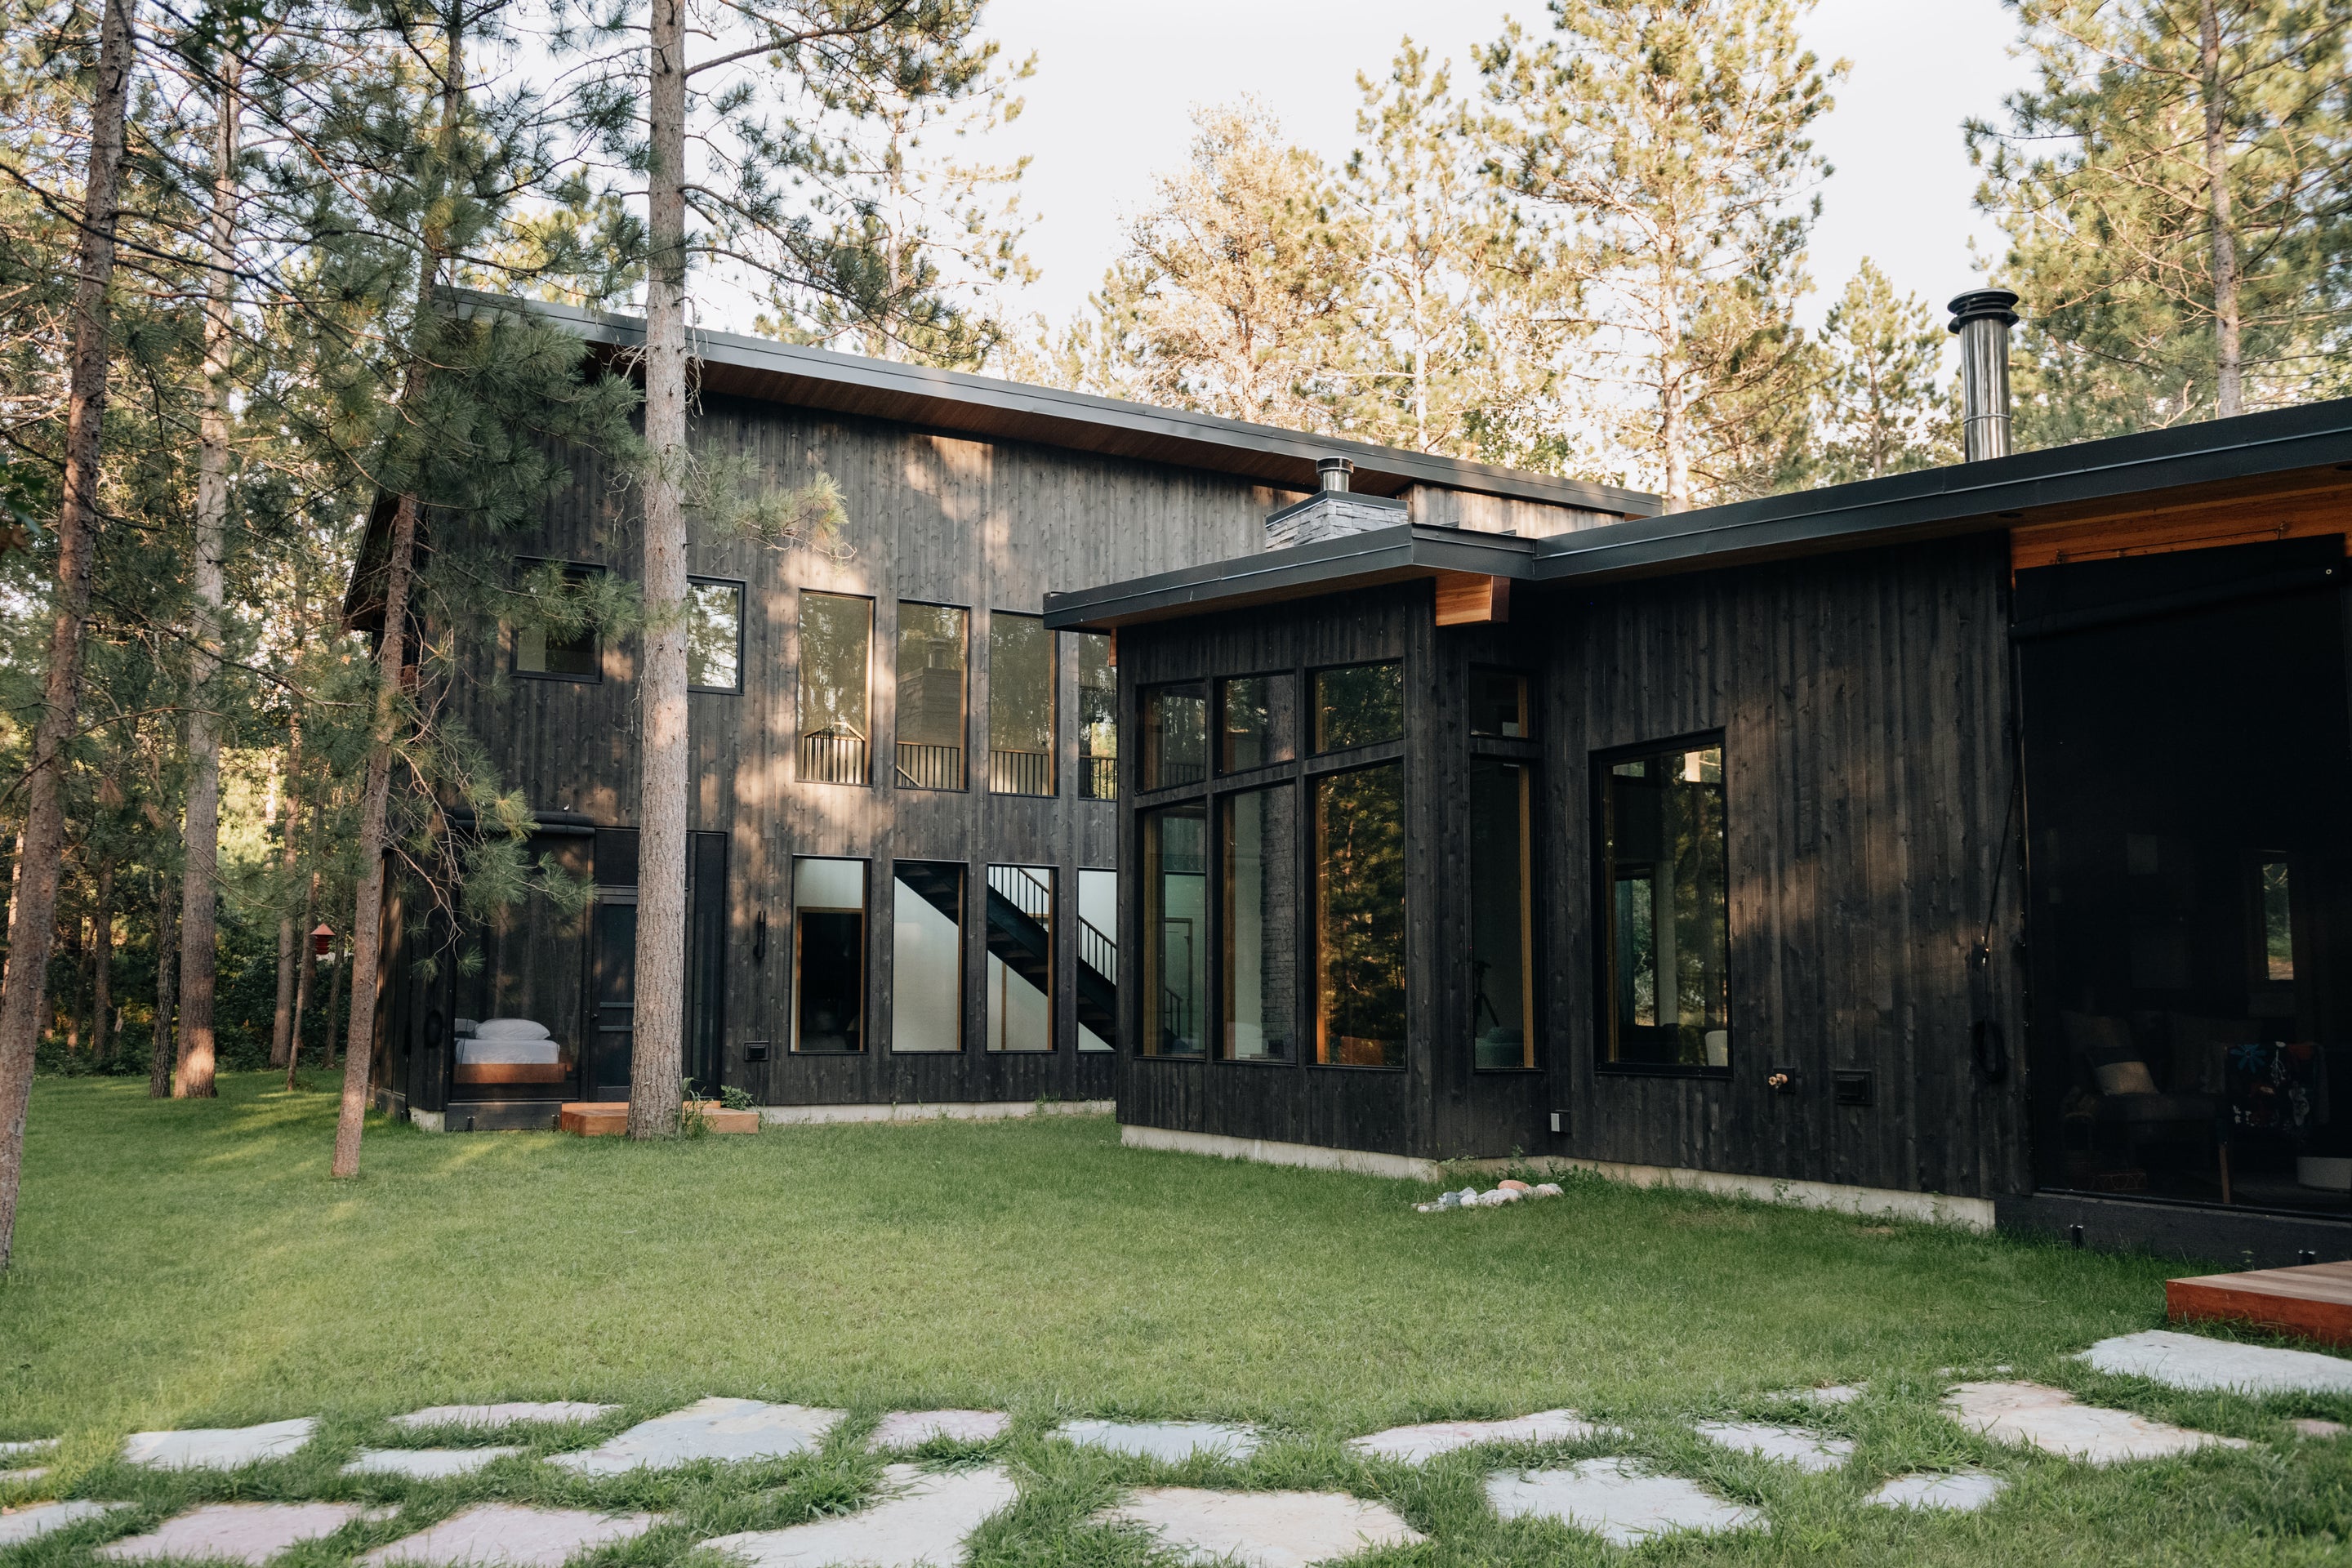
(1148, 760, 1205, 790)
(799, 731, 868, 785)
(988, 747, 1053, 795)
(895, 742, 963, 791)
(987, 864, 1053, 924)
(1160, 986, 1191, 1050)
(1078, 915, 1116, 983)
(1081, 753, 1118, 800)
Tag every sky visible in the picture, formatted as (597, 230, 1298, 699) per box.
(969, 0, 2040, 350)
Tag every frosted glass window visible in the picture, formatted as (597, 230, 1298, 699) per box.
(986, 864, 1054, 1051)
(892, 862, 964, 1053)
(1077, 868, 1116, 1051)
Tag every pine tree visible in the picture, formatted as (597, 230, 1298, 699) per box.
(1814, 259, 1957, 483)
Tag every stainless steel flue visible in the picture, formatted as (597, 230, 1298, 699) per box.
(1947, 288, 2020, 462)
(1317, 456, 1355, 492)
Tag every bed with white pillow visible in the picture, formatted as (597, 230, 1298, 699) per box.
(451, 1018, 568, 1085)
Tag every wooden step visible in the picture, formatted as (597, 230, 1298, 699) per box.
(559, 1101, 760, 1136)
(2166, 1261, 2352, 1348)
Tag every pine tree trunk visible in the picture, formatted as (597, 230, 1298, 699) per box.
(270, 716, 302, 1068)
(176, 57, 241, 1100)
(629, 0, 690, 1139)
(2198, 0, 2242, 419)
(0, 0, 135, 1272)
(91, 860, 112, 1061)
(149, 872, 177, 1098)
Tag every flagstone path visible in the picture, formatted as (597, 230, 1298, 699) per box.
(1055, 1419, 1261, 1463)
(865, 1410, 1009, 1451)
(1868, 1470, 2007, 1512)
(1944, 1381, 2248, 1463)
(1, 1468, 49, 1485)
(122, 1418, 316, 1470)
(1347, 1410, 1615, 1463)
(2082, 1330, 2352, 1396)
(1486, 1459, 1764, 1545)
(1771, 1384, 1864, 1406)
(391, 1404, 617, 1431)
(343, 1448, 523, 1480)
(1694, 1421, 1855, 1472)
(98, 1503, 369, 1564)
(359, 1506, 658, 1568)
(702, 1464, 1017, 1568)
(0, 1441, 54, 1459)
(1098, 1487, 1422, 1568)
(548, 1398, 841, 1476)
(0, 1501, 119, 1548)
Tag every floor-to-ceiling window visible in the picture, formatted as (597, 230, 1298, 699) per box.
(1078, 631, 1117, 800)
(1142, 804, 1207, 1056)
(987, 864, 1054, 1051)
(794, 858, 866, 1052)
(1221, 785, 1295, 1059)
(1597, 741, 1730, 1071)
(891, 862, 964, 1053)
(1312, 764, 1406, 1067)
(799, 593, 871, 786)
(990, 612, 1054, 795)
(1469, 759, 1535, 1069)
(896, 604, 967, 791)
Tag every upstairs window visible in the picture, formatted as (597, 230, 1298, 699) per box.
(1469, 670, 1530, 738)
(688, 579, 743, 693)
(799, 592, 872, 786)
(897, 604, 969, 791)
(1218, 674, 1295, 773)
(1143, 684, 1206, 790)
(1077, 632, 1117, 799)
(512, 561, 604, 680)
(1312, 662, 1403, 752)
(989, 612, 1054, 795)
(1599, 742, 1730, 1071)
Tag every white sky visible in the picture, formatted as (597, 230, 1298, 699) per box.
(968, 0, 2037, 354)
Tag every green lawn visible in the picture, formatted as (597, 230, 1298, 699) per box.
(1, 1073, 2346, 1565)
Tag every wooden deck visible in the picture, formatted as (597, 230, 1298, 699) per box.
(559, 1102, 758, 1136)
(2166, 1261, 2352, 1347)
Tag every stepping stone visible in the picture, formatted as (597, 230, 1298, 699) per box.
(2291, 1417, 2346, 1439)
(1487, 1459, 1763, 1546)
(0, 1501, 118, 1547)
(360, 1505, 658, 1568)
(1056, 1419, 1259, 1463)
(1695, 1421, 1855, 1472)
(1348, 1410, 1614, 1464)
(703, 1463, 1016, 1568)
(866, 1411, 1010, 1451)
(391, 1403, 617, 1431)
(1769, 1384, 1863, 1406)
(1868, 1470, 2007, 1512)
(1, 1469, 51, 1485)
(0, 1441, 56, 1459)
(99, 1503, 368, 1564)
(1096, 1486, 1422, 1568)
(122, 1418, 316, 1470)
(1943, 1381, 2247, 1464)
(548, 1397, 840, 1475)
(2082, 1330, 2352, 1396)
(343, 1447, 524, 1479)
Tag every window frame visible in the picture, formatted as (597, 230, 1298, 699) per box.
(1216, 780, 1300, 1064)
(985, 863, 1057, 1053)
(510, 559, 606, 684)
(1589, 730, 1733, 1080)
(795, 590, 875, 788)
(1139, 680, 1209, 795)
(1138, 799, 1210, 1059)
(1214, 670, 1297, 777)
(790, 854, 870, 1054)
(1468, 755, 1539, 1072)
(686, 575, 747, 695)
(1468, 666, 1535, 740)
(987, 609, 1058, 797)
(894, 600, 971, 793)
(1308, 757, 1410, 1071)
(1308, 660, 1405, 755)
(888, 859, 967, 1055)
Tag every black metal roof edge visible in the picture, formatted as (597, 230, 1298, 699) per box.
(1041, 525, 1536, 630)
(450, 289, 1660, 517)
(1529, 397, 2352, 581)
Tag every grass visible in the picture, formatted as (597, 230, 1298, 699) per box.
(0, 1072, 2345, 1565)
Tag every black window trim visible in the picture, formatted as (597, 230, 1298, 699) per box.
(788, 853, 871, 1056)
(1305, 755, 1410, 1073)
(1212, 669, 1296, 777)
(510, 557, 607, 685)
(687, 575, 748, 695)
(1307, 657, 1406, 756)
(894, 599, 973, 794)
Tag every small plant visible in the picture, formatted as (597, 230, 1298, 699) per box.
(678, 1079, 710, 1138)
(718, 1085, 755, 1111)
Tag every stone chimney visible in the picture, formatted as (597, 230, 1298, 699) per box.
(1263, 455, 1407, 549)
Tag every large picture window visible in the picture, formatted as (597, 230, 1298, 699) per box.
(798, 592, 871, 785)
(896, 604, 968, 791)
(1312, 763, 1405, 1066)
(891, 862, 964, 1053)
(1141, 804, 1207, 1056)
(793, 858, 866, 1053)
(986, 865, 1055, 1051)
(1599, 742, 1730, 1070)
(687, 579, 743, 693)
(1143, 684, 1206, 790)
(1077, 868, 1117, 1051)
(1078, 632, 1117, 800)
(511, 561, 604, 681)
(1469, 760, 1535, 1068)
(1221, 786, 1295, 1060)
(1312, 662, 1403, 752)
(1218, 674, 1294, 773)
(989, 612, 1054, 795)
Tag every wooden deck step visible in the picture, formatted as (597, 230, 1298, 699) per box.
(559, 1101, 759, 1137)
(2166, 1261, 2352, 1348)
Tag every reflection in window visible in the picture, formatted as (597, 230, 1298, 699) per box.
(1142, 804, 1206, 1055)
(1470, 761, 1534, 1068)
(1143, 684, 1206, 789)
(2261, 860, 2295, 981)
(896, 604, 967, 791)
(794, 858, 866, 1052)
(986, 864, 1054, 1051)
(1077, 868, 1116, 1051)
(512, 562, 603, 679)
(459, 831, 590, 1093)
(1313, 662, 1404, 752)
(798, 593, 871, 785)
(891, 862, 963, 1052)
(1078, 633, 1117, 800)
(687, 580, 742, 691)
(1601, 745, 1729, 1068)
(989, 612, 1054, 795)
(1469, 670, 1529, 737)
(1313, 764, 1406, 1066)
(1218, 674, 1294, 773)
(1222, 786, 1295, 1059)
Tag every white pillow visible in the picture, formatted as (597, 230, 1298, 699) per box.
(474, 1018, 552, 1042)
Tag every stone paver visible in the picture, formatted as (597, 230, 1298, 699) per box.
(1347, 1410, 1614, 1464)
(866, 1411, 1010, 1451)
(360, 1505, 658, 1568)
(1695, 1421, 1855, 1472)
(1096, 1487, 1422, 1568)
(122, 1418, 316, 1470)
(0, 1441, 55, 1459)
(1486, 1459, 1763, 1547)
(2291, 1417, 2346, 1439)
(1868, 1470, 2007, 1512)
(391, 1404, 617, 1431)
(1055, 1419, 1260, 1464)
(99, 1502, 367, 1564)
(2082, 1330, 2352, 1396)
(0, 1501, 118, 1547)
(343, 1447, 524, 1480)
(1944, 1381, 2247, 1464)
(1771, 1384, 1863, 1406)
(548, 1398, 841, 1476)
(703, 1463, 1016, 1568)
(2, 1468, 51, 1485)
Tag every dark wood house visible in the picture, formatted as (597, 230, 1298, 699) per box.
(1045, 334, 2352, 1263)
(359, 296, 1650, 1134)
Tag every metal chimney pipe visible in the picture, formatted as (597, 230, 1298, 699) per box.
(1317, 456, 1355, 492)
(1948, 288, 2020, 462)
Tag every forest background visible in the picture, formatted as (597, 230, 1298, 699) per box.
(0, 0, 2344, 1249)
